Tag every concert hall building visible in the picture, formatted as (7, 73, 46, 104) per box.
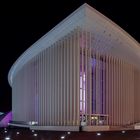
(8, 4, 140, 131)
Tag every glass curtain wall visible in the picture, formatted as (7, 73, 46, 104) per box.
(79, 30, 108, 126)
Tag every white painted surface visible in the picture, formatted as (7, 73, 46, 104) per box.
(30, 126, 79, 131)
(8, 3, 140, 86)
(134, 124, 140, 129)
(82, 126, 109, 131)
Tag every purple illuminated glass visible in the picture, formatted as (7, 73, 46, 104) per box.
(0, 111, 12, 127)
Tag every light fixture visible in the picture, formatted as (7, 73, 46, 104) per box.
(122, 130, 125, 133)
(32, 130, 35, 133)
(99, 120, 103, 124)
(33, 133, 38, 136)
(29, 121, 38, 125)
(95, 116, 98, 120)
(67, 131, 71, 134)
(5, 137, 10, 140)
(4, 130, 7, 133)
(97, 133, 101, 136)
(61, 136, 65, 139)
(16, 132, 20, 135)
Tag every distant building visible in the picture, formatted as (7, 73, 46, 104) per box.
(8, 4, 140, 131)
(0, 112, 4, 116)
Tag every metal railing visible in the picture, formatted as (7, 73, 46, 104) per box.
(80, 114, 109, 126)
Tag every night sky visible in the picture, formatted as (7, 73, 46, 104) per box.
(0, 0, 139, 112)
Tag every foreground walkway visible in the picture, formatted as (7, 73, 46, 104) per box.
(0, 127, 140, 140)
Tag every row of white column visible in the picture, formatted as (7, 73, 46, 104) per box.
(134, 70, 140, 123)
(12, 28, 81, 126)
(79, 28, 136, 126)
(12, 27, 140, 127)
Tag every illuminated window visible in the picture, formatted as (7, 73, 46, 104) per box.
(80, 73, 85, 113)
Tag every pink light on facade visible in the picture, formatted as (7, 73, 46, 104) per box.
(0, 112, 12, 127)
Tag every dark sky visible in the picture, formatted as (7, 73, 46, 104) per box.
(0, 0, 139, 112)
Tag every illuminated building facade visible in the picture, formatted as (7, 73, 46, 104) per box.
(8, 4, 140, 131)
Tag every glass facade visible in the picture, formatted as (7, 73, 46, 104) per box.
(80, 48, 108, 126)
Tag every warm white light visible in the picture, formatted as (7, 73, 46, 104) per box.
(91, 116, 98, 120)
(33, 133, 38, 136)
(5, 137, 10, 140)
(67, 131, 71, 134)
(122, 130, 125, 133)
(97, 133, 101, 136)
(61, 136, 65, 139)
(95, 116, 98, 120)
(29, 121, 38, 125)
(16, 132, 20, 135)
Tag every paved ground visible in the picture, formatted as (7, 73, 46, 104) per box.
(0, 127, 140, 140)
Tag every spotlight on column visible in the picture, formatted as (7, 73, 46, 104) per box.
(97, 132, 101, 136)
(5, 137, 10, 140)
(122, 130, 125, 134)
(61, 136, 65, 139)
(67, 131, 71, 134)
